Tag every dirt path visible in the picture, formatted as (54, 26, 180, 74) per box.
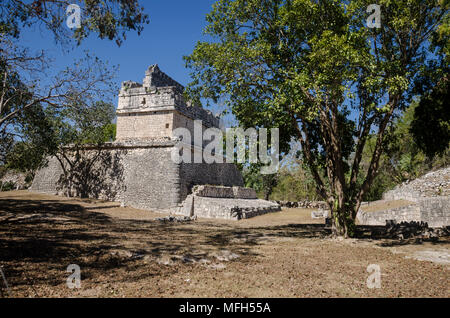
(0, 191, 448, 298)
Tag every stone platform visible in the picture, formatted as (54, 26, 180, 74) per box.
(176, 185, 281, 220)
(357, 167, 450, 228)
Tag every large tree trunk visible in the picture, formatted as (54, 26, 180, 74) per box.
(330, 200, 357, 238)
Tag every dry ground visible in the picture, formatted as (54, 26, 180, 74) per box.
(0, 190, 448, 298)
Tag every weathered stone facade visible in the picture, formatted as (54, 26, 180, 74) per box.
(116, 64, 220, 141)
(357, 167, 450, 228)
(31, 139, 243, 214)
(177, 185, 280, 220)
(383, 167, 450, 201)
(31, 65, 279, 219)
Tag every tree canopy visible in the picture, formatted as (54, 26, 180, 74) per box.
(185, 0, 448, 236)
(0, 1, 148, 177)
(0, 0, 149, 46)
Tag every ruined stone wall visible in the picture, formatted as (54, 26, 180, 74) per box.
(176, 185, 280, 220)
(383, 167, 450, 201)
(118, 146, 180, 211)
(357, 204, 421, 226)
(31, 142, 245, 213)
(356, 197, 450, 228)
(191, 185, 257, 199)
(31, 156, 64, 193)
(368, 166, 450, 227)
(419, 197, 450, 228)
(178, 162, 244, 201)
(30, 142, 180, 211)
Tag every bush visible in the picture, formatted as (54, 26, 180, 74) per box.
(0, 181, 16, 191)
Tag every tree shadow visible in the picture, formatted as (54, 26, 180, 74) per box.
(1, 195, 448, 294)
(0, 197, 260, 289)
(56, 149, 126, 200)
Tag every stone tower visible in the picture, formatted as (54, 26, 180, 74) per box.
(116, 64, 220, 141)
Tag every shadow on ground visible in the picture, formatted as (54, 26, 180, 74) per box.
(0, 195, 448, 296)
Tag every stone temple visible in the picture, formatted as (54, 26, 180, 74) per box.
(31, 65, 280, 219)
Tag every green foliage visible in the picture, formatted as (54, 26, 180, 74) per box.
(270, 165, 319, 201)
(411, 77, 450, 158)
(48, 100, 116, 147)
(0, 0, 149, 46)
(102, 123, 117, 143)
(359, 100, 449, 201)
(242, 163, 278, 200)
(185, 0, 447, 236)
(0, 180, 15, 191)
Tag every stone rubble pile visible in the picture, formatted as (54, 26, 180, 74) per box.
(0, 171, 29, 190)
(155, 215, 197, 223)
(230, 205, 281, 220)
(384, 167, 450, 201)
(384, 220, 449, 240)
(273, 200, 328, 209)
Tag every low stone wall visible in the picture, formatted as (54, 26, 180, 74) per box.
(357, 204, 421, 226)
(357, 196, 450, 228)
(274, 200, 328, 209)
(176, 185, 280, 220)
(359, 167, 450, 227)
(419, 196, 450, 228)
(177, 195, 280, 220)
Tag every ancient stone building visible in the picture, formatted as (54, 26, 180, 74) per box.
(357, 167, 450, 227)
(31, 65, 280, 218)
(116, 64, 220, 141)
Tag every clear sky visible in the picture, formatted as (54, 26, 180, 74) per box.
(18, 0, 218, 101)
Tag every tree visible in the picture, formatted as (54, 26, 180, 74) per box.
(0, 0, 149, 46)
(0, 0, 148, 173)
(243, 163, 278, 200)
(411, 76, 450, 158)
(0, 38, 118, 166)
(48, 100, 117, 198)
(185, 0, 448, 237)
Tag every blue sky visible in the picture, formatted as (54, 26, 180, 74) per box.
(18, 1, 217, 100)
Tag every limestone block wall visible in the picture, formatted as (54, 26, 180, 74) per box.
(116, 111, 174, 140)
(177, 195, 280, 220)
(118, 146, 180, 211)
(179, 162, 244, 201)
(31, 143, 180, 211)
(172, 111, 212, 147)
(357, 204, 421, 226)
(117, 109, 217, 141)
(191, 185, 257, 199)
(30, 157, 64, 193)
(419, 197, 450, 228)
(356, 196, 450, 227)
(31, 142, 245, 213)
(383, 167, 450, 201)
